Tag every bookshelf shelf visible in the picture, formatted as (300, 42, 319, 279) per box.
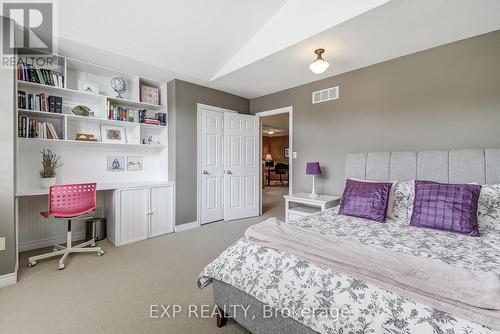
(17, 137, 167, 149)
(18, 109, 65, 120)
(17, 80, 105, 104)
(139, 123, 167, 129)
(65, 114, 139, 127)
(107, 96, 165, 111)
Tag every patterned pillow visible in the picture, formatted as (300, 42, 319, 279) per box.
(392, 181, 415, 222)
(410, 180, 481, 236)
(477, 184, 500, 231)
(339, 179, 393, 222)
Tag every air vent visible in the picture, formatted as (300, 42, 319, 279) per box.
(312, 86, 339, 104)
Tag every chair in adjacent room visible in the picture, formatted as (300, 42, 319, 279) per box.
(274, 163, 289, 186)
(28, 183, 104, 270)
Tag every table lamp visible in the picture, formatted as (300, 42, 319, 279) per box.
(306, 162, 321, 198)
(265, 154, 274, 168)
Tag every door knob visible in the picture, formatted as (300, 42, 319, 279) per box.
(226, 170, 232, 174)
(203, 170, 209, 175)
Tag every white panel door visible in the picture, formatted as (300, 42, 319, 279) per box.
(149, 186, 175, 237)
(224, 113, 260, 221)
(118, 188, 149, 245)
(200, 108, 225, 224)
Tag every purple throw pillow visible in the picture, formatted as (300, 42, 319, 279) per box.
(339, 179, 393, 222)
(410, 180, 481, 236)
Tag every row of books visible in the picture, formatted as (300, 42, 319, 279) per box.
(138, 109, 166, 126)
(18, 116, 60, 139)
(17, 63, 64, 88)
(18, 91, 63, 113)
(108, 103, 132, 122)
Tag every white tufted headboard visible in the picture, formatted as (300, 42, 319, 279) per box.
(345, 149, 500, 185)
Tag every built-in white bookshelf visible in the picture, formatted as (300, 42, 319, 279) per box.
(15, 54, 169, 195)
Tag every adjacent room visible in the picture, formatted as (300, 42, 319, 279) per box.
(1, 1, 500, 334)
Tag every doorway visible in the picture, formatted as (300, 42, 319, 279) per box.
(256, 106, 293, 216)
(196, 104, 260, 226)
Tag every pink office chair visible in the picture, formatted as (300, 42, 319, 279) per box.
(28, 183, 104, 270)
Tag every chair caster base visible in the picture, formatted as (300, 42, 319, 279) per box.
(97, 250, 104, 256)
(58, 264, 65, 270)
(28, 261, 37, 268)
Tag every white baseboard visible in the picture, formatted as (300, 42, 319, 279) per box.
(0, 272, 17, 288)
(175, 221, 198, 233)
(19, 232, 85, 252)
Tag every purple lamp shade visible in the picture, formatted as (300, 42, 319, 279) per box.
(306, 162, 321, 175)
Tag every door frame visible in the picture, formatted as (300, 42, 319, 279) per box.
(196, 104, 237, 228)
(255, 106, 293, 216)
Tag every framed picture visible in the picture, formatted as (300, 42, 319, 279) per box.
(140, 84, 160, 105)
(127, 156, 143, 171)
(107, 156, 125, 172)
(284, 147, 290, 158)
(77, 80, 99, 94)
(100, 125, 126, 144)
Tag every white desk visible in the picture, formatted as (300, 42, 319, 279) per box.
(16, 180, 175, 197)
(16, 180, 175, 252)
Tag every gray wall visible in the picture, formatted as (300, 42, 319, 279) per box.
(250, 30, 500, 196)
(0, 58, 16, 275)
(168, 80, 250, 225)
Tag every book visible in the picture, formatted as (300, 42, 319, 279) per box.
(55, 96, 62, 113)
(144, 118, 160, 125)
(47, 123, 59, 139)
(18, 90, 26, 109)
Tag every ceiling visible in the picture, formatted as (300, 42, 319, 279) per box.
(262, 114, 289, 137)
(55, 0, 500, 99)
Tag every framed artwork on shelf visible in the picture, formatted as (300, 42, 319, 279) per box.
(100, 125, 126, 144)
(140, 84, 160, 105)
(77, 80, 99, 94)
(284, 147, 290, 158)
(127, 156, 143, 171)
(107, 156, 125, 172)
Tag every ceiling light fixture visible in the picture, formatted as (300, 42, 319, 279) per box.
(309, 48, 329, 74)
(267, 130, 275, 134)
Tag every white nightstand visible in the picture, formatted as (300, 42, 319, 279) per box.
(284, 193, 341, 223)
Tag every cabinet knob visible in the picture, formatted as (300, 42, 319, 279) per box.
(226, 170, 232, 175)
(203, 170, 209, 175)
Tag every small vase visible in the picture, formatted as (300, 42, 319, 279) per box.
(40, 177, 56, 189)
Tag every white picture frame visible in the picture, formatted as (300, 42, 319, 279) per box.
(100, 125, 126, 144)
(78, 80, 99, 94)
(127, 156, 143, 171)
(107, 156, 125, 172)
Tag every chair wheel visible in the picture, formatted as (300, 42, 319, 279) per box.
(28, 261, 37, 268)
(58, 264, 65, 270)
(97, 250, 104, 256)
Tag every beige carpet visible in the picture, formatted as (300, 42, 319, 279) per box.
(0, 187, 288, 334)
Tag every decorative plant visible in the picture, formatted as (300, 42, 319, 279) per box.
(39, 149, 63, 178)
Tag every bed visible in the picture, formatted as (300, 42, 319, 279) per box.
(198, 149, 500, 334)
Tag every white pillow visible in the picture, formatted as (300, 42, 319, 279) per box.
(392, 180, 415, 222)
(477, 184, 500, 231)
(350, 178, 397, 219)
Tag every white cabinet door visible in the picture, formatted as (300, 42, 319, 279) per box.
(224, 112, 260, 221)
(200, 107, 225, 224)
(149, 186, 174, 237)
(117, 188, 149, 245)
